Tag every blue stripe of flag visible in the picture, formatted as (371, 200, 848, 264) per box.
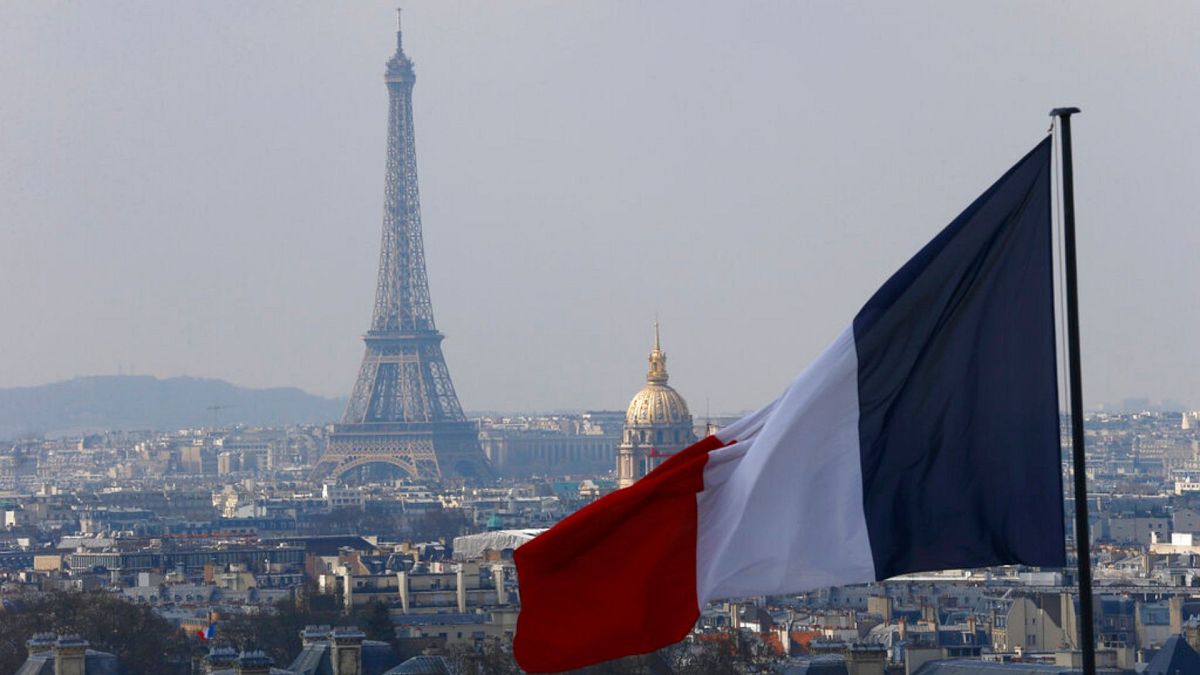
(852, 138, 1064, 579)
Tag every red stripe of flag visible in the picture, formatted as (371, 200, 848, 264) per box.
(513, 434, 727, 672)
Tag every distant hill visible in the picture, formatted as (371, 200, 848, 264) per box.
(0, 375, 346, 438)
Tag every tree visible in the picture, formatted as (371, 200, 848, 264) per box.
(359, 601, 395, 643)
(412, 509, 470, 543)
(219, 597, 339, 666)
(302, 506, 402, 536)
(663, 638, 739, 675)
(444, 640, 522, 675)
(0, 592, 202, 675)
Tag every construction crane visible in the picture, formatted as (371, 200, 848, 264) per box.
(205, 404, 236, 429)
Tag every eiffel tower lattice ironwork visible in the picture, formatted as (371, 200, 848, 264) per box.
(316, 12, 490, 482)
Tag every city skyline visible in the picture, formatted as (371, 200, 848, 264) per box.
(2, 2, 1198, 413)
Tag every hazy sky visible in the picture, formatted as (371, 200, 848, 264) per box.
(2, 1, 1198, 413)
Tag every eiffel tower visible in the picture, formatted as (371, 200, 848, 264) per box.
(315, 12, 490, 483)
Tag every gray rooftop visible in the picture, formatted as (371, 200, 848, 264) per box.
(912, 659, 1131, 674)
(383, 655, 454, 675)
(1143, 634, 1200, 675)
(15, 650, 121, 675)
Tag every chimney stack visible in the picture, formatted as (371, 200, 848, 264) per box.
(493, 565, 508, 605)
(397, 570, 410, 613)
(810, 639, 847, 655)
(26, 633, 55, 657)
(330, 626, 366, 675)
(1185, 616, 1200, 653)
(301, 625, 332, 646)
(990, 607, 998, 646)
(53, 635, 88, 675)
(1170, 595, 1184, 635)
(205, 647, 239, 674)
(341, 564, 354, 612)
(846, 643, 886, 675)
(234, 651, 273, 675)
(456, 565, 467, 613)
(922, 604, 937, 626)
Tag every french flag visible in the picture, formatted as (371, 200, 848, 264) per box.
(197, 623, 215, 641)
(514, 138, 1065, 672)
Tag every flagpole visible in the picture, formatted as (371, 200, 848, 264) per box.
(1051, 106, 1095, 675)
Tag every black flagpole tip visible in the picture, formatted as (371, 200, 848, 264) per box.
(1050, 107, 1082, 118)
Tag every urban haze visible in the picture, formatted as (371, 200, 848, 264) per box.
(2, 1, 1198, 412)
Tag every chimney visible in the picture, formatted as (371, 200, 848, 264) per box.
(810, 639, 846, 655)
(846, 643, 886, 675)
(341, 564, 354, 612)
(1170, 595, 1184, 635)
(330, 626, 366, 675)
(1185, 617, 1200, 653)
(868, 595, 892, 622)
(921, 604, 937, 626)
(397, 570, 410, 613)
(26, 633, 55, 657)
(990, 607, 998, 645)
(301, 625, 331, 646)
(493, 566, 508, 605)
(204, 647, 239, 674)
(1059, 592, 1077, 649)
(967, 614, 977, 638)
(234, 650, 273, 675)
(898, 617, 907, 641)
(456, 565, 467, 613)
(53, 635, 88, 675)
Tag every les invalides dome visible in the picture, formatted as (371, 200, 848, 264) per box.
(616, 324, 696, 488)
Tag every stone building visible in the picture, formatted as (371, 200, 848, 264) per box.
(616, 324, 696, 489)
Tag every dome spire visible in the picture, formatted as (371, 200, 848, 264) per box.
(647, 321, 668, 385)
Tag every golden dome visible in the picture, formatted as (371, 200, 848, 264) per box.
(624, 322, 691, 427)
(626, 383, 691, 427)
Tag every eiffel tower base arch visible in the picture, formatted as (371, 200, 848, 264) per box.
(314, 423, 490, 483)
